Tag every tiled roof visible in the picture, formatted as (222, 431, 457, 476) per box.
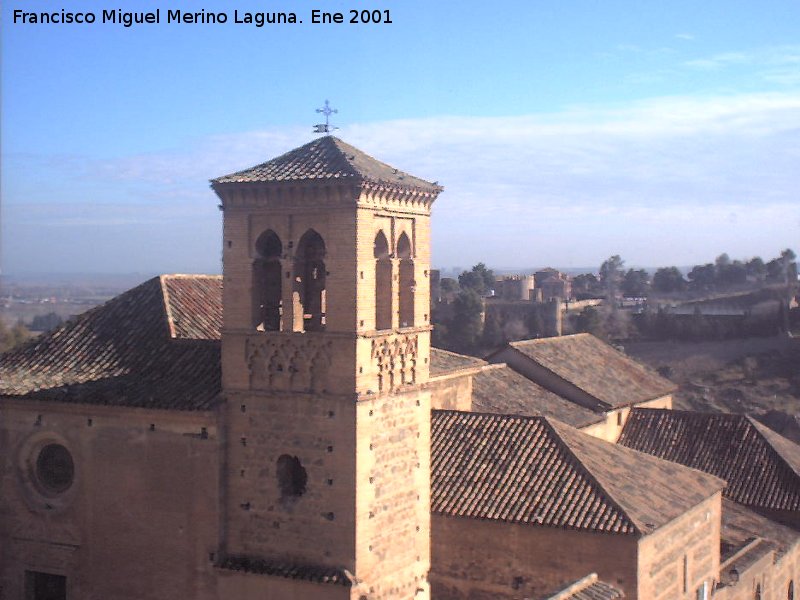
(429, 347, 486, 376)
(212, 136, 442, 194)
(505, 334, 675, 408)
(0, 275, 222, 411)
(546, 574, 625, 599)
(219, 555, 354, 586)
(721, 499, 799, 561)
(618, 409, 800, 511)
(430, 411, 723, 535)
(162, 275, 222, 340)
(471, 364, 602, 428)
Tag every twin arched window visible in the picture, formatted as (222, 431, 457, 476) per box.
(374, 230, 415, 330)
(253, 227, 415, 333)
(252, 229, 326, 332)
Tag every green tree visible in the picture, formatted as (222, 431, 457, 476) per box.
(745, 257, 766, 282)
(448, 289, 484, 353)
(599, 255, 625, 302)
(652, 267, 687, 293)
(688, 263, 715, 291)
(439, 278, 459, 294)
(622, 268, 650, 298)
(458, 263, 495, 295)
(572, 273, 601, 298)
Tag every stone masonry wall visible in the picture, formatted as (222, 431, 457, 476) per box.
(354, 389, 431, 600)
(430, 515, 638, 599)
(0, 401, 219, 600)
(637, 492, 721, 600)
(223, 390, 358, 569)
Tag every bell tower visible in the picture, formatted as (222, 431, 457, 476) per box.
(211, 136, 442, 599)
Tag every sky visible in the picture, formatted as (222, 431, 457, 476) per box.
(2, 0, 799, 275)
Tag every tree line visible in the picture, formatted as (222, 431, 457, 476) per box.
(572, 249, 796, 299)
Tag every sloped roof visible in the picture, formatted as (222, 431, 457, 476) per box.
(618, 408, 800, 511)
(505, 334, 675, 408)
(471, 364, 602, 428)
(546, 574, 624, 600)
(212, 136, 442, 194)
(429, 347, 486, 376)
(430, 411, 723, 535)
(0, 275, 222, 411)
(721, 499, 799, 561)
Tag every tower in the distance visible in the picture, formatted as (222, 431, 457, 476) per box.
(211, 136, 442, 599)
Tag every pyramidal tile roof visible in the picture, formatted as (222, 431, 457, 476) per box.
(212, 136, 443, 194)
(504, 333, 676, 408)
(0, 275, 222, 411)
(619, 408, 800, 511)
(430, 410, 723, 535)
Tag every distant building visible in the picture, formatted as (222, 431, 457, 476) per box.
(535, 268, 573, 301)
(495, 275, 537, 301)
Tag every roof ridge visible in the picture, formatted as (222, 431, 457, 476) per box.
(161, 273, 222, 279)
(159, 275, 178, 339)
(504, 344, 608, 410)
(748, 417, 800, 479)
(541, 418, 640, 534)
(510, 333, 589, 347)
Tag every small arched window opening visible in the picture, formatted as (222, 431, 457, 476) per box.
(295, 229, 326, 332)
(276, 454, 307, 501)
(755, 584, 762, 600)
(374, 231, 392, 330)
(397, 233, 415, 327)
(252, 230, 283, 331)
(789, 581, 794, 600)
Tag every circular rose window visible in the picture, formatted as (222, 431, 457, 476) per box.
(35, 443, 75, 494)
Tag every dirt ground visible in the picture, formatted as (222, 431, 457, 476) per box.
(625, 335, 800, 442)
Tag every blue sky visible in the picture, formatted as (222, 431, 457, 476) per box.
(2, 0, 799, 274)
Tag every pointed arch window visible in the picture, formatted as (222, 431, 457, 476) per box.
(253, 230, 282, 331)
(397, 232, 415, 328)
(295, 229, 327, 332)
(374, 231, 392, 330)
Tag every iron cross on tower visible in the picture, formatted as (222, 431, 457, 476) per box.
(313, 99, 338, 134)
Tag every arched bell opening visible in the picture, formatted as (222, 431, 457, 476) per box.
(294, 229, 327, 332)
(252, 230, 283, 331)
(374, 231, 392, 330)
(397, 232, 415, 328)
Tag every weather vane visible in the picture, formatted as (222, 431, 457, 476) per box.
(314, 99, 338, 134)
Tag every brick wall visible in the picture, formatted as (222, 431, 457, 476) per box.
(0, 401, 219, 600)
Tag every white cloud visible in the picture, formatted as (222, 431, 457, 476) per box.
(4, 92, 799, 271)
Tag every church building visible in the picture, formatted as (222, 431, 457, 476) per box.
(1, 136, 798, 600)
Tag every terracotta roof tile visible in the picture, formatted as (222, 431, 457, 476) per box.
(506, 334, 675, 408)
(212, 136, 442, 195)
(430, 411, 722, 535)
(619, 409, 800, 511)
(471, 364, 602, 428)
(429, 347, 486, 376)
(162, 274, 222, 340)
(0, 275, 222, 411)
